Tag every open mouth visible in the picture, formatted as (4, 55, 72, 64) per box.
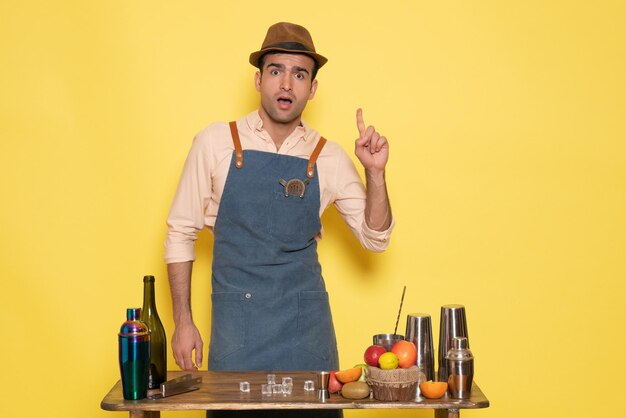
(277, 95, 293, 108)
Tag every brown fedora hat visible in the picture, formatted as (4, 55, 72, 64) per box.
(249, 22, 328, 69)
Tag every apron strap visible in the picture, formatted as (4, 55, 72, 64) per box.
(306, 137, 327, 178)
(229, 120, 327, 178)
(229, 121, 244, 168)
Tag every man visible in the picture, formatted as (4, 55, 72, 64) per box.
(165, 21, 393, 388)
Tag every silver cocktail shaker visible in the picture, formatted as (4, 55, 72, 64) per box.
(405, 313, 434, 381)
(437, 304, 469, 381)
(446, 337, 473, 399)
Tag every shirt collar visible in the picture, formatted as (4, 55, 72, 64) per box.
(245, 110, 312, 143)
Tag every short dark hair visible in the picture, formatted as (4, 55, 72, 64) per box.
(257, 52, 319, 81)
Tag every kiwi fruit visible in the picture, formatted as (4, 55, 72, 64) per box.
(340, 381, 370, 399)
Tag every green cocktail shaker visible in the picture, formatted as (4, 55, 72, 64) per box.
(118, 308, 150, 400)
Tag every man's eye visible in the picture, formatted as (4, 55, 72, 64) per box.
(295, 73, 305, 80)
(271, 69, 280, 76)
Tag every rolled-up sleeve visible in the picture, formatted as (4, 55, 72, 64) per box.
(164, 132, 213, 264)
(332, 148, 394, 252)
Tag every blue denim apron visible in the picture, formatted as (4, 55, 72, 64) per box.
(208, 123, 340, 374)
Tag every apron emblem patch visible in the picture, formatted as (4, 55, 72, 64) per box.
(278, 178, 310, 198)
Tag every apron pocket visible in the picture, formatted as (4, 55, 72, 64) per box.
(269, 192, 320, 242)
(296, 291, 336, 362)
(209, 292, 245, 362)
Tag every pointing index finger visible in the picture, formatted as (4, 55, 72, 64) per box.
(356, 108, 366, 136)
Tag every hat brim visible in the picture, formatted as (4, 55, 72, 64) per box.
(249, 48, 327, 69)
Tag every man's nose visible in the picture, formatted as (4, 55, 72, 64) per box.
(280, 74, 292, 91)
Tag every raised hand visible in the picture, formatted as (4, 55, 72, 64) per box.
(354, 108, 389, 173)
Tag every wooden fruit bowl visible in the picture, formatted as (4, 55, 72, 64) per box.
(366, 365, 423, 401)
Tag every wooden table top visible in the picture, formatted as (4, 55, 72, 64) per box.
(101, 371, 489, 412)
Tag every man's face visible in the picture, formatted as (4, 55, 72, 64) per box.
(255, 53, 318, 126)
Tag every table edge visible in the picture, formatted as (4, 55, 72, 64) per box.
(101, 371, 490, 412)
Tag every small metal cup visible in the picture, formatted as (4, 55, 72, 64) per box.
(438, 304, 469, 382)
(372, 333, 404, 351)
(405, 313, 435, 381)
(316, 371, 330, 401)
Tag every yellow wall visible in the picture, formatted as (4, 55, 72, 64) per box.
(1, 1, 624, 417)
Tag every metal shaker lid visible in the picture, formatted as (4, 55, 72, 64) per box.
(119, 307, 150, 340)
(446, 337, 473, 360)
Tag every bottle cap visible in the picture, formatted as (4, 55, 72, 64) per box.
(143, 275, 155, 282)
(453, 337, 469, 350)
(127, 307, 141, 320)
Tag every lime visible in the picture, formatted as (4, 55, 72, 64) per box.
(378, 352, 399, 369)
(353, 363, 367, 381)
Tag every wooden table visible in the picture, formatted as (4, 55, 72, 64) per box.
(101, 371, 489, 418)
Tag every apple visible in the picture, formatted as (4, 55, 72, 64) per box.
(391, 340, 417, 368)
(328, 370, 343, 394)
(363, 344, 387, 367)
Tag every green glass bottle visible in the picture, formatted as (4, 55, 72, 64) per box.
(141, 275, 167, 388)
